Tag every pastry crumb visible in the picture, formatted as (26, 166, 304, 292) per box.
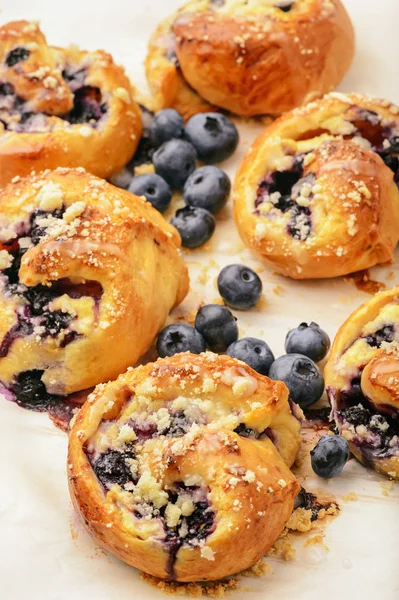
(380, 481, 394, 496)
(304, 534, 327, 548)
(286, 508, 312, 532)
(341, 492, 358, 502)
(269, 535, 296, 561)
(140, 573, 239, 597)
(272, 285, 284, 296)
(135, 163, 155, 176)
(241, 559, 272, 578)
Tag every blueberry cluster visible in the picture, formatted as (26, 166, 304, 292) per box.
(110, 108, 238, 248)
(157, 263, 271, 367)
(156, 265, 331, 404)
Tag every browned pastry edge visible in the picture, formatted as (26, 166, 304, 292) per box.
(0, 20, 142, 186)
(68, 352, 301, 581)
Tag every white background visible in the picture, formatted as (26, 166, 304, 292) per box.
(0, 1, 398, 599)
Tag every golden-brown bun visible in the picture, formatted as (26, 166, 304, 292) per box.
(234, 92, 399, 279)
(68, 352, 301, 582)
(0, 168, 188, 397)
(325, 287, 399, 479)
(145, 0, 354, 118)
(0, 21, 142, 187)
(145, 12, 214, 120)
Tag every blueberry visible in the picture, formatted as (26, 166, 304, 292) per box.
(226, 337, 275, 376)
(157, 323, 206, 357)
(153, 139, 197, 189)
(150, 109, 184, 147)
(5, 47, 30, 67)
(268, 354, 324, 408)
(310, 435, 350, 479)
(390, 136, 399, 153)
(184, 166, 231, 213)
(217, 264, 262, 310)
(171, 206, 215, 248)
(65, 86, 106, 125)
(162, 411, 190, 437)
(93, 449, 136, 488)
(128, 173, 172, 212)
(274, 1, 295, 11)
(285, 322, 330, 362)
(13, 370, 57, 410)
(185, 113, 239, 164)
(194, 304, 238, 352)
(42, 310, 72, 335)
(24, 285, 55, 315)
(109, 167, 133, 190)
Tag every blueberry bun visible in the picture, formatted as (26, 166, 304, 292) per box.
(0, 20, 142, 187)
(145, 0, 354, 118)
(68, 352, 301, 581)
(234, 92, 399, 279)
(325, 288, 399, 479)
(0, 168, 188, 404)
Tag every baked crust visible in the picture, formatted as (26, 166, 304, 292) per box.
(68, 352, 301, 581)
(145, 0, 354, 117)
(0, 168, 188, 396)
(0, 20, 142, 186)
(233, 92, 399, 279)
(325, 287, 399, 479)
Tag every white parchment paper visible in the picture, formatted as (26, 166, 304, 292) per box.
(0, 1, 398, 598)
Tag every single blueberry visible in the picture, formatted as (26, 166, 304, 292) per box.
(93, 449, 136, 488)
(380, 152, 399, 173)
(217, 264, 262, 310)
(153, 139, 197, 189)
(157, 323, 206, 357)
(128, 173, 172, 212)
(150, 109, 184, 147)
(341, 404, 371, 426)
(42, 310, 72, 335)
(390, 136, 399, 153)
(194, 304, 238, 352)
(185, 113, 239, 164)
(268, 353, 324, 408)
(109, 167, 133, 190)
(65, 86, 106, 125)
(310, 435, 350, 479)
(24, 285, 55, 315)
(285, 322, 331, 362)
(171, 206, 215, 248)
(13, 370, 56, 410)
(274, 1, 295, 11)
(184, 166, 231, 213)
(226, 337, 275, 376)
(5, 47, 30, 67)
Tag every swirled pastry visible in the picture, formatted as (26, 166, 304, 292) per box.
(325, 288, 399, 479)
(0, 20, 142, 187)
(234, 92, 399, 279)
(68, 352, 301, 581)
(0, 168, 188, 407)
(145, 0, 354, 118)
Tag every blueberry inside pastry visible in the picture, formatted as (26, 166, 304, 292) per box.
(234, 92, 399, 279)
(325, 287, 399, 479)
(0, 20, 142, 186)
(0, 168, 188, 408)
(68, 353, 301, 581)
